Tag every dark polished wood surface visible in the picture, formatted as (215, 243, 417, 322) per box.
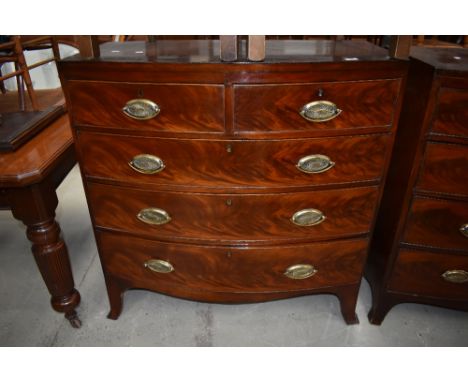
(68, 81, 225, 133)
(402, 197, 468, 252)
(67, 40, 393, 64)
(88, 182, 378, 244)
(388, 249, 468, 299)
(98, 232, 368, 294)
(234, 80, 400, 134)
(431, 84, 468, 138)
(0, 115, 81, 328)
(410, 46, 468, 73)
(59, 39, 408, 324)
(415, 142, 468, 197)
(77, 131, 389, 192)
(366, 46, 468, 325)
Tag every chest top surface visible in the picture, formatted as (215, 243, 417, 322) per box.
(64, 39, 394, 64)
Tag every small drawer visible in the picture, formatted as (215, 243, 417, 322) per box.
(431, 87, 468, 138)
(97, 231, 368, 294)
(416, 142, 468, 197)
(402, 197, 468, 252)
(87, 183, 379, 243)
(234, 79, 400, 134)
(77, 131, 389, 189)
(67, 81, 224, 133)
(388, 249, 468, 300)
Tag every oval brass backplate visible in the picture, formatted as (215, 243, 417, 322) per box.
(296, 154, 335, 174)
(299, 100, 342, 123)
(441, 270, 468, 283)
(129, 154, 165, 174)
(284, 264, 317, 280)
(122, 99, 160, 120)
(137, 208, 171, 225)
(291, 208, 326, 226)
(144, 259, 174, 274)
(459, 223, 468, 238)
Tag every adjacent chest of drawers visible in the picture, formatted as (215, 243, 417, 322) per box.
(59, 40, 407, 324)
(366, 47, 468, 324)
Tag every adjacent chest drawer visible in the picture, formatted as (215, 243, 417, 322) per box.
(77, 131, 389, 189)
(416, 142, 468, 197)
(67, 81, 225, 133)
(402, 197, 468, 252)
(431, 87, 468, 139)
(88, 183, 379, 243)
(388, 249, 468, 300)
(234, 79, 400, 134)
(98, 232, 368, 295)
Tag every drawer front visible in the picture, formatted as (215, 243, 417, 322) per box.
(402, 197, 468, 252)
(416, 142, 468, 197)
(88, 183, 379, 243)
(78, 131, 389, 189)
(431, 87, 468, 138)
(234, 79, 400, 133)
(388, 249, 468, 299)
(98, 232, 368, 293)
(67, 81, 224, 133)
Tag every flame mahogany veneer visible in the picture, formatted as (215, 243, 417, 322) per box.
(366, 46, 468, 324)
(58, 40, 408, 324)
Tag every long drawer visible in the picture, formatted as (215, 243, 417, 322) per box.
(234, 79, 400, 133)
(431, 87, 468, 138)
(416, 142, 468, 197)
(87, 183, 379, 243)
(402, 197, 468, 252)
(388, 248, 468, 300)
(77, 131, 389, 189)
(67, 81, 225, 133)
(97, 231, 368, 294)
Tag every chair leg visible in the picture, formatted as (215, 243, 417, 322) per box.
(0, 64, 6, 94)
(16, 49, 39, 111)
(15, 63, 26, 111)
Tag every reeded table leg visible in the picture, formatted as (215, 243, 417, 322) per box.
(10, 184, 81, 328)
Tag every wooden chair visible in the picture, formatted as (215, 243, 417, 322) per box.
(0, 36, 60, 111)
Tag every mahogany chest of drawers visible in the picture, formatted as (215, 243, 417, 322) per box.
(58, 39, 407, 324)
(366, 46, 468, 324)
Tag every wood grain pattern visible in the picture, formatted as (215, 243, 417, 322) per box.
(67, 81, 225, 133)
(365, 48, 468, 324)
(431, 87, 468, 138)
(77, 131, 389, 190)
(58, 39, 408, 323)
(97, 231, 368, 294)
(0, 115, 74, 187)
(388, 248, 468, 299)
(402, 197, 468, 252)
(416, 142, 468, 197)
(234, 80, 400, 133)
(87, 182, 379, 244)
(1, 115, 81, 327)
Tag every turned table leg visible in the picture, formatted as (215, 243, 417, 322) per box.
(9, 184, 81, 328)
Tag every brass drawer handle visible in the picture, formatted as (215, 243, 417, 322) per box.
(291, 208, 326, 226)
(144, 259, 174, 274)
(137, 208, 171, 225)
(441, 270, 468, 284)
(297, 154, 335, 174)
(284, 264, 317, 280)
(299, 100, 342, 122)
(123, 99, 160, 120)
(460, 223, 468, 238)
(129, 154, 165, 174)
